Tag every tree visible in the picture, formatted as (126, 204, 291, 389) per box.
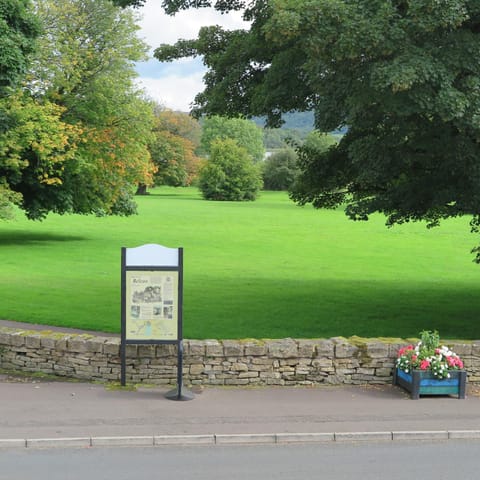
(0, 0, 40, 208)
(155, 108, 202, 151)
(3, 0, 156, 219)
(150, 129, 199, 187)
(0, 92, 80, 219)
(154, 0, 480, 260)
(262, 133, 336, 191)
(262, 148, 298, 191)
(303, 131, 338, 155)
(199, 138, 262, 201)
(137, 108, 201, 193)
(0, 0, 40, 96)
(152, 109, 201, 187)
(201, 115, 265, 162)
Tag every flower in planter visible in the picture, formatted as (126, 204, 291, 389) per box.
(396, 330, 464, 379)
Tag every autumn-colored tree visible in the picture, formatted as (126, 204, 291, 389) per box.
(150, 130, 199, 187)
(155, 108, 201, 151)
(0, 92, 80, 219)
(139, 108, 201, 193)
(4, 0, 157, 218)
(76, 101, 155, 215)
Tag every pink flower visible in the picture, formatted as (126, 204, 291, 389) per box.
(453, 357, 464, 368)
(420, 360, 431, 370)
(445, 356, 464, 369)
(411, 355, 418, 362)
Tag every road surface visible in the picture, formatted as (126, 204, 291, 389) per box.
(1, 441, 479, 480)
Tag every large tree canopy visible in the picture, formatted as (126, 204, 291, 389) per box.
(0, 0, 155, 220)
(153, 0, 480, 259)
(29, 0, 156, 218)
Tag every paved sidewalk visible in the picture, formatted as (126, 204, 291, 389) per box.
(1, 374, 480, 447)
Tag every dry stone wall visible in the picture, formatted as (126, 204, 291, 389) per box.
(1, 326, 480, 385)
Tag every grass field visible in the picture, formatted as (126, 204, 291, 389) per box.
(0, 187, 479, 340)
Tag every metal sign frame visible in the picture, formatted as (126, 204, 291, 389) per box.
(120, 244, 192, 400)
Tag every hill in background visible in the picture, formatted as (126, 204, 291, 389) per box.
(253, 111, 346, 150)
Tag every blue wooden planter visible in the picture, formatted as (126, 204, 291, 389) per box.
(393, 368, 466, 399)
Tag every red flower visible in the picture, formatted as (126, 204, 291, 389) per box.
(420, 360, 430, 370)
(398, 345, 415, 357)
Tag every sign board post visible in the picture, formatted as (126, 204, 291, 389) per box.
(121, 244, 193, 401)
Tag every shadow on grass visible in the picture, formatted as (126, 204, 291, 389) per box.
(185, 277, 480, 340)
(1, 271, 479, 340)
(0, 230, 87, 246)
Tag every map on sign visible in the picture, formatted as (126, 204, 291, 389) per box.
(125, 270, 178, 341)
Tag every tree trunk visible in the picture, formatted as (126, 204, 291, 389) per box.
(136, 183, 149, 195)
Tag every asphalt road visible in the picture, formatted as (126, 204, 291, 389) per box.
(2, 441, 480, 480)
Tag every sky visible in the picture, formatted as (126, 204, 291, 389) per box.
(134, 0, 248, 112)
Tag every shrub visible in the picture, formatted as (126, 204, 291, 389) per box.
(262, 148, 299, 190)
(199, 138, 263, 201)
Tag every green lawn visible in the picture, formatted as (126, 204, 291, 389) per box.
(0, 187, 479, 339)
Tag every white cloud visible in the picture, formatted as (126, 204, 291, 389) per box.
(134, 0, 249, 112)
(136, 1, 247, 51)
(136, 70, 205, 112)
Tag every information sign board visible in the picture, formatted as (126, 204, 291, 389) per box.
(120, 244, 192, 400)
(125, 270, 179, 341)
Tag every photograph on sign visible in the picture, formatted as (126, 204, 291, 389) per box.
(125, 270, 178, 341)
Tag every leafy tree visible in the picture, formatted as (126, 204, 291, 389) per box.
(0, 0, 40, 95)
(152, 109, 201, 187)
(262, 132, 336, 191)
(5, 0, 156, 219)
(0, 0, 40, 212)
(302, 131, 338, 154)
(74, 96, 155, 216)
(137, 108, 201, 193)
(201, 115, 265, 162)
(150, 129, 200, 188)
(0, 92, 80, 219)
(262, 148, 298, 191)
(155, 108, 202, 151)
(154, 0, 480, 260)
(199, 138, 262, 201)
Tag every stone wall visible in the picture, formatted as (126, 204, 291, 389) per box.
(1, 326, 480, 385)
